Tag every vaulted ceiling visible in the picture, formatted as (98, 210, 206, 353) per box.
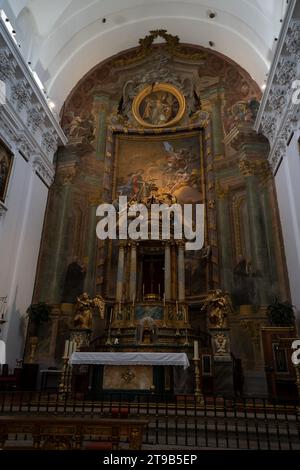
(0, 0, 287, 110)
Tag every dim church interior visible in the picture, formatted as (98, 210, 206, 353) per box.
(0, 0, 300, 451)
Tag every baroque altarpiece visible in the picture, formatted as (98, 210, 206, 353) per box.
(26, 31, 290, 396)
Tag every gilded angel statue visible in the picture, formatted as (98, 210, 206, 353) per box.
(74, 293, 106, 330)
(201, 289, 234, 328)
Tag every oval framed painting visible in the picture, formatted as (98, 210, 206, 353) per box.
(132, 83, 185, 128)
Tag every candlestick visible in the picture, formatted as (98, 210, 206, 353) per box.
(193, 356, 203, 405)
(68, 341, 72, 357)
(193, 340, 199, 360)
(68, 340, 72, 357)
(70, 340, 76, 356)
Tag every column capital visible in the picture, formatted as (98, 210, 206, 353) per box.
(239, 156, 271, 181)
(176, 240, 186, 249)
(55, 162, 77, 186)
(88, 189, 102, 206)
(216, 181, 229, 200)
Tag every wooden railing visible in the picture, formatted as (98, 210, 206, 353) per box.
(0, 415, 147, 450)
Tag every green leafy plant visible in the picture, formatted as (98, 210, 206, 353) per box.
(267, 299, 295, 327)
(26, 302, 51, 331)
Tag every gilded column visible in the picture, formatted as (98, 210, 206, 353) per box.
(116, 242, 125, 302)
(177, 242, 185, 301)
(164, 243, 172, 301)
(129, 242, 137, 302)
(216, 182, 233, 292)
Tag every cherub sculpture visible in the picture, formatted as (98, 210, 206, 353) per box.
(201, 289, 233, 328)
(74, 293, 105, 330)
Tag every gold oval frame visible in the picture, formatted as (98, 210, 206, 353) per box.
(132, 83, 185, 128)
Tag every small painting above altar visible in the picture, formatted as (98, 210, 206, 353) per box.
(135, 305, 163, 320)
(132, 83, 185, 128)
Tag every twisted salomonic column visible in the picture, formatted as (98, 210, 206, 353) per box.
(177, 241, 185, 301)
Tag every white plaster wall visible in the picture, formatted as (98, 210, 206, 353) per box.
(275, 129, 300, 331)
(0, 151, 48, 370)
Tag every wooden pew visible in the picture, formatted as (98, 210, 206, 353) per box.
(0, 415, 147, 450)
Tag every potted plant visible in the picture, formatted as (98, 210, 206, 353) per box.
(26, 302, 51, 363)
(26, 302, 51, 335)
(267, 299, 295, 327)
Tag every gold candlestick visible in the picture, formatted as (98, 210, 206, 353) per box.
(59, 357, 71, 399)
(193, 357, 203, 405)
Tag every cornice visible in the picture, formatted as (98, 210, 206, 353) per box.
(254, 0, 300, 174)
(0, 18, 67, 146)
(0, 17, 67, 186)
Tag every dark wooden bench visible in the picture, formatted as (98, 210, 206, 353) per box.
(0, 415, 147, 450)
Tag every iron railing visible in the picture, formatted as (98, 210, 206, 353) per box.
(0, 391, 299, 449)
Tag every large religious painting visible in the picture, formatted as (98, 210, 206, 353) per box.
(111, 130, 208, 297)
(0, 141, 13, 203)
(132, 83, 185, 128)
(114, 131, 204, 205)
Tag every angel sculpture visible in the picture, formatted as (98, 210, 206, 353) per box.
(74, 293, 105, 330)
(201, 289, 234, 329)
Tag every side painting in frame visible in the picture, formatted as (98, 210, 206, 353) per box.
(0, 141, 13, 203)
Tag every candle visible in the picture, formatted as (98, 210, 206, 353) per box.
(176, 300, 179, 315)
(68, 340, 72, 357)
(64, 340, 69, 358)
(158, 284, 161, 297)
(163, 293, 166, 306)
(132, 293, 135, 306)
(184, 306, 187, 323)
(194, 340, 199, 360)
(109, 307, 113, 323)
(142, 284, 145, 298)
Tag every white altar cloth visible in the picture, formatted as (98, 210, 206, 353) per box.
(70, 352, 190, 369)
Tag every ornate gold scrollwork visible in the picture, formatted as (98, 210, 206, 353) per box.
(132, 83, 185, 129)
